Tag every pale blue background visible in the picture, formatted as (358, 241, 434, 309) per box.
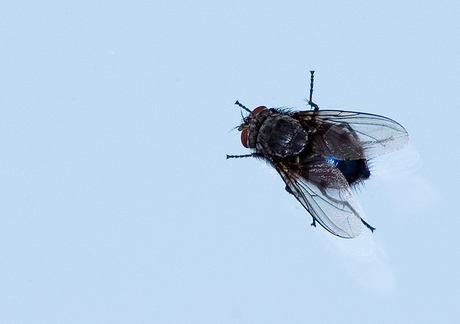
(1, 1, 459, 323)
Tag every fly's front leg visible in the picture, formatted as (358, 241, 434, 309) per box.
(226, 153, 263, 159)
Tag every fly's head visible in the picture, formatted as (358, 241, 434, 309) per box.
(238, 106, 270, 149)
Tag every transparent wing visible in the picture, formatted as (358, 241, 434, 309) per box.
(275, 161, 364, 238)
(293, 110, 409, 159)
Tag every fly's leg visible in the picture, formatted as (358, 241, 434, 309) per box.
(361, 219, 376, 232)
(226, 153, 260, 159)
(235, 100, 252, 113)
(311, 218, 317, 227)
(319, 188, 376, 233)
(308, 71, 319, 111)
(226, 154, 253, 159)
(283, 181, 317, 227)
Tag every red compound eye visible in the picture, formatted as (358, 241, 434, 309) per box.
(240, 106, 266, 148)
(241, 129, 248, 148)
(251, 106, 266, 115)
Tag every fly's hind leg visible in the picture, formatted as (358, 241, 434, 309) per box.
(311, 217, 317, 227)
(284, 184, 317, 227)
(319, 188, 376, 234)
(360, 218, 375, 232)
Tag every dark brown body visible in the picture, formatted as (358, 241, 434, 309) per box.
(230, 104, 409, 238)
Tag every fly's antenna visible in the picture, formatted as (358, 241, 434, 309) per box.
(308, 71, 319, 111)
(235, 100, 252, 113)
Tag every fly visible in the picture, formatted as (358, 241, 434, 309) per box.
(227, 71, 409, 238)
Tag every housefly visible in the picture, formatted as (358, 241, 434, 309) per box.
(227, 71, 409, 238)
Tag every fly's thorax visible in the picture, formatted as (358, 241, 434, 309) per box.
(240, 107, 308, 158)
